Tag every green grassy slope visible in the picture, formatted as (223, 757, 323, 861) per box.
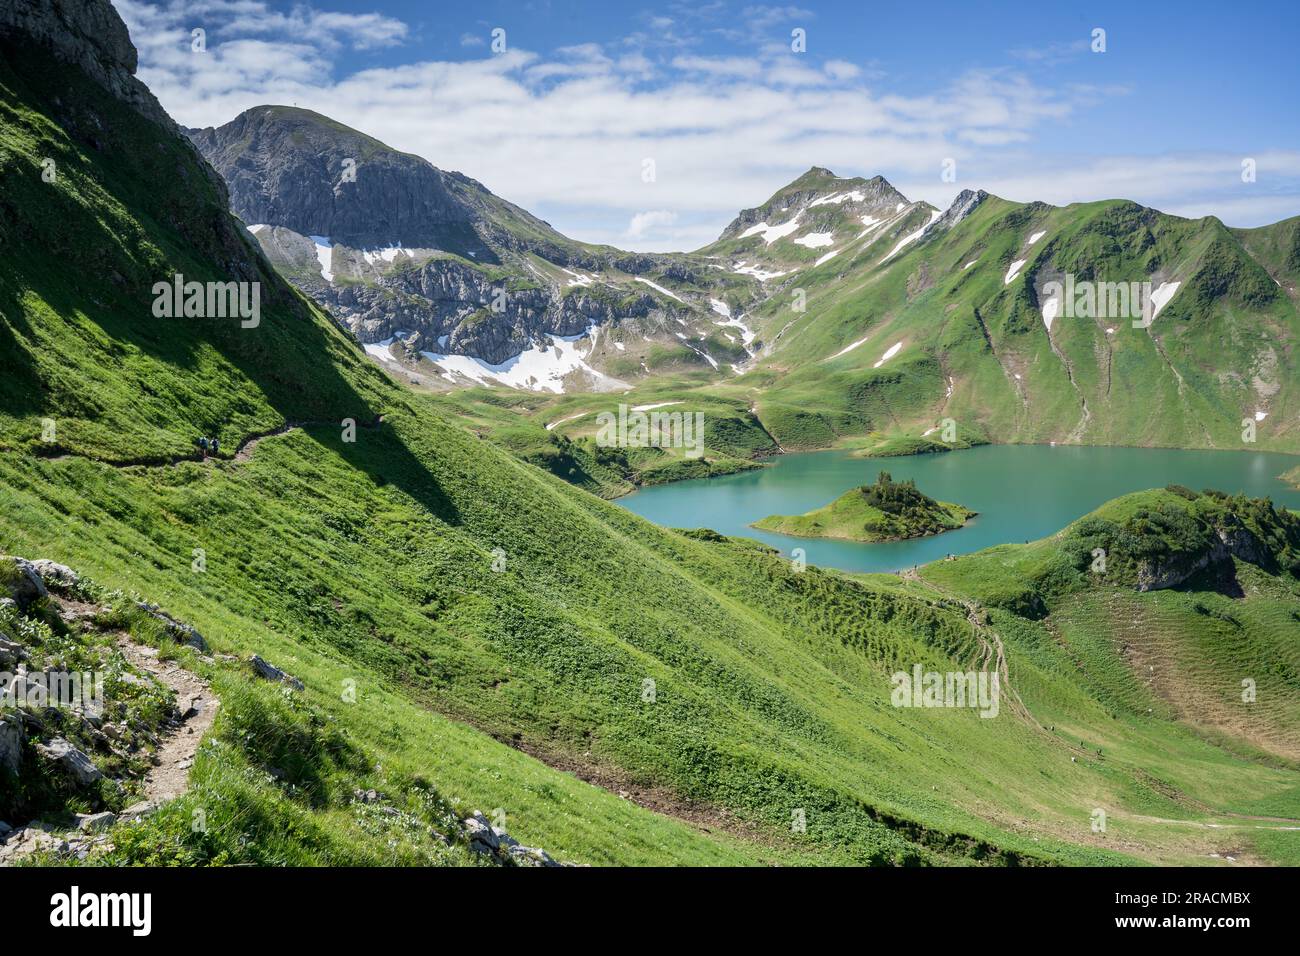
(697, 192, 1300, 455)
(2, 18, 1298, 868)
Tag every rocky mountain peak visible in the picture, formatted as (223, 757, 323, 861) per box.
(929, 188, 988, 234)
(188, 105, 496, 251)
(716, 169, 910, 242)
(0, 0, 173, 130)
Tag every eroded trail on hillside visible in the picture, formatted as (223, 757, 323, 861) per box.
(34, 416, 384, 471)
(114, 636, 217, 805)
(904, 569, 1034, 726)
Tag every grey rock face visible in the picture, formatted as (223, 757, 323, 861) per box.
(136, 602, 208, 652)
(30, 560, 79, 590)
(0, 718, 22, 776)
(249, 654, 304, 691)
(0, 636, 24, 669)
(0, 0, 170, 128)
(36, 737, 102, 786)
(463, 812, 500, 854)
(0, 557, 48, 608)
(929, 189, 989, 235)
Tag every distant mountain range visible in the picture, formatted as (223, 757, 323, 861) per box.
(189, 108, 1300, 453)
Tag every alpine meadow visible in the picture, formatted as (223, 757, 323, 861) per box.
(1, 0, 1299, 930)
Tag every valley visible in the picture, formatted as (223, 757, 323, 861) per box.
(0, 0, 1297, 875)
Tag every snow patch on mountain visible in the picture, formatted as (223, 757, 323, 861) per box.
(308, 235, 334, 281)
(873, 341, 903, 368)
(362, 245, 407, 265)
(1041, 294, 1060, 331)
(1004, 258, 1027, 284)
(810, 190, 865, 207)
(419, 326, 623, 393)
(739, 212, 804, 244)
(881, 209, 941, 263)
(733, 262, 787, 281)
(634, 277, 684, 302)
(794, 232, 836, 248)
(1027, 230, 1047, 245)
(815, 249, 840, 266)
(829, 335, 870, 359)
(1148, 280, 1181, 321)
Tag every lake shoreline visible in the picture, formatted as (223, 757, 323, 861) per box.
(617, 444, 1300, 574)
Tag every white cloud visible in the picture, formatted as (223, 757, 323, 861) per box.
(626, 210, 679, 239)
(822, 59, 859, 81)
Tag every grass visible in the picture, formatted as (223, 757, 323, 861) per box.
(2, 32, 1298, 869)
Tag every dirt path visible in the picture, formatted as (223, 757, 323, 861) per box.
(114, 638, 217, 804)
(34, 415, 383, 471)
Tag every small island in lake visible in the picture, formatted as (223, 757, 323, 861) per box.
(752, 471, 976, 542)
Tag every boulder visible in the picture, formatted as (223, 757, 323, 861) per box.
(36, 737, 102, 786)
(76, 811, 115, 832)
(119, 800, 157, 821)
(30, 560, 79, 590)
(462, 812, 499, 853)
(0, 719, 21, 776)
(0, 635, 24, 669)
(0, 557, 47, 608)
(249, 654, 304, 690)
(508, 845, 561, 867)
(136, 602, 208, 652)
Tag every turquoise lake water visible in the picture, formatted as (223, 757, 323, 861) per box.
(616, 445, 1300, 574)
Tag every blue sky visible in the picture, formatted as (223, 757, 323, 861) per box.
(115, 0, 1300, 251)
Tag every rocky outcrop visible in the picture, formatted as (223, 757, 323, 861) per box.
(0, 0, 172, 130)
(460, 810, 566, 867)
(928, 189, 988, 235)
(249, 654, 304, 691)
(1133, 508, 1292, 592)
(1, 556, 48, 608)
(0, 719, 21, 776)
(36, 737, 102, 786)
(30, 560, 79, 589)
(135, 602, 208, 653)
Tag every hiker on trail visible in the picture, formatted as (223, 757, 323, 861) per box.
(211, 437, 220, 456)
(197, 437, 208, 455)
